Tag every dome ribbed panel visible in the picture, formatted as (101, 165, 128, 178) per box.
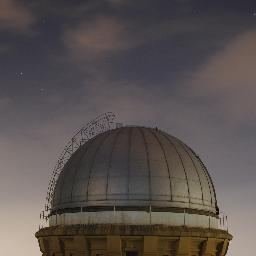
(142, 128, 171, 202)
(181, 143, 215, 209)
(87, 128, 121, 202)
(70, 133, 107, 203)
(156, 131, 190, 206)
(53, 133, 107, 208)
(149, 129, 173, 201)
(166, 135, 217, 210)
(165, 135, 203, 206)
(129, 127, 149, 200)
(52, 127, 218, 214)
(107, 127, 130, 200)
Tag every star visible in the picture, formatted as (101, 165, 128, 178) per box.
(17, 71, 24, 78)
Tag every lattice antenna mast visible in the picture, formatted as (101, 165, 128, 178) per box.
(39, 112, 116, 228)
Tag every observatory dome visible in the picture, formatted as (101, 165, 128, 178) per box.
(52, 126, 218, 216)
(37, 125, 232, 256)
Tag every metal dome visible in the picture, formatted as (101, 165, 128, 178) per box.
(52, 126, 218, 215)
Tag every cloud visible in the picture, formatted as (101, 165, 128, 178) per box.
(0, 0, 35, 32)
(63, 12, 211, 60)
(190, 29, 256, 123)
(63, 16, 144, 59)
(62, 9, 243, 63)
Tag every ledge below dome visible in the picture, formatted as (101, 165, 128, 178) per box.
(36, 224, 232, 256)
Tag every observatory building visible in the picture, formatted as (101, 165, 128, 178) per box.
(36, 117, 232, 256)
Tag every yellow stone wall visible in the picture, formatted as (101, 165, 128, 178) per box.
(36, 225, 232, 256)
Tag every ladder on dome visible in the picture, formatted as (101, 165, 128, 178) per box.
(39, 112, 117, 229)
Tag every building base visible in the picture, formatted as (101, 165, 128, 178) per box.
(35, 224, 232, 256)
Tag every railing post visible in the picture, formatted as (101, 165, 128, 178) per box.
(226, 215, 228, 232)
(149, 205, 152, 225)
(183, 209, 186, 226)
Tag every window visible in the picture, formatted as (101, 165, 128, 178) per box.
(126, 251, 138, 256)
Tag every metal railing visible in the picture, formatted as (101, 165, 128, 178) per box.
(39, 206, 229, 232)
(39, 112, 117, 229)
(218, 211, 229, 232)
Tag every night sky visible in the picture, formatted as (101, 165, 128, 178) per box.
(0, 0, 256, 255)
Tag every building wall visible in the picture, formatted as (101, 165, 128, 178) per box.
(49, 212, 218, 229)
(36, 225, 232, 256)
